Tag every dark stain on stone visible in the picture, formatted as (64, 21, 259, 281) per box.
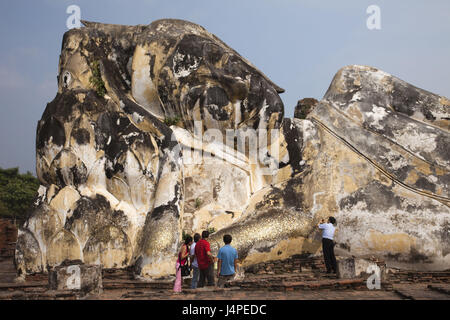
(70, 164, 87, 187)
(205, 86, 230, 121)
(435, 222, 450, 257)
(434, 134, 450, 164)
(282, 175, 304, 210)
(105, 138, 127, 167)
(150, 204, 179, 221)
(422, 107, 436, 121)
(339, 243, 351, 251)
(150, 183, 181, 221)
(72, 128, 90, 145)
(253, 246, 273, 254)
(391, 82, 419, 117)
(282, 118, 303, 175)
(225, 211, 235, 219)
(159, 69, 180, 115)
(37, 117, 66, 149)
(149, 54, 156, 79)
(204, 42, 223, 65)
(95, 112, 114, 150)
(393, 165, 413, 182)
(414, 177, 436, 193)
(255, 175, 303, 211)
(408, 247, 431, 263)
(386, 248, 432, 264)
(110, 114, 131, 135)
(339, 181, 401, 213)
(132, 256, 143, 275)
(42, 91, 80, 123)
(81, 90, 108, 115)
(65, 194, 129, 233)
(170, 35, 204, 78)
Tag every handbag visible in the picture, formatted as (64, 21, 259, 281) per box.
(178, 248, 191, 277)
(179, 264, 191, 277)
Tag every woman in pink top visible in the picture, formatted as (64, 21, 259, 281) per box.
(173, 235, 193, 293)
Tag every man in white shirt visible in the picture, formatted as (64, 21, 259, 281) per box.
(190, 233, 200, 288)
(318, 217, 337, 274)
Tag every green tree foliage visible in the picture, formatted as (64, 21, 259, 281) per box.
(0, 167, 40, 222)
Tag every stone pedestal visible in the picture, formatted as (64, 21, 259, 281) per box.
(337, 258, 386, 281)
(49, 261, 102, 296)
(337, 258, 356, 279)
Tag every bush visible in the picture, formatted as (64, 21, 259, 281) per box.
(89, 60, 106, 97)
(163, 115, 181, 126)
(194, 198, 202, 209)
(0, 167, 40, 224)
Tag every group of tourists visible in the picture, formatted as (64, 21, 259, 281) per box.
(174, 216, 337, 292)
(174, 230, 238, 293)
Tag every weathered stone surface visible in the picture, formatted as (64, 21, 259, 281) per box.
(16, 19, 449, 278)
(209, 66, 449, 270)
(305, 66, 450, 270)
(48, 261, 102, 295)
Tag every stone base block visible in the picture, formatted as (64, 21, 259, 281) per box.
(49, 261, 102, 296)
(337, 258, 386, 281)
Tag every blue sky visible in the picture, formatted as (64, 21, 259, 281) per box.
(0, 0, 449, 174)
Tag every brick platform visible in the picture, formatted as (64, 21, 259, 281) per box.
(244, 254, 326, 275)
(0, 251, 449, 300)
(387, 269, 450, 284)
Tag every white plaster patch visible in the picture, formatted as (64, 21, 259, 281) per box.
(35, 185, 47, 206)
(233, 100, 242, 128)
(427, 175, 438, 184)
(172, 51, 200, 79)
(108, 52, 117, 62)
(123, 132, 140, 145)
(366, 105, 388, 130)
(257, 100, 269, 130)
(350, 91, 362, 102)
(380, 151, 409, 170)
(370, 69, 391, 83)
(394, 123, 437, 155)
(132, 112, 144, 124)
(301, 120, 318, 142)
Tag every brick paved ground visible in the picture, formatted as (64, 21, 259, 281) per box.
(392, 283, 450, 300)
(103, 287, 403, 300)
(1, 253, 449, 300)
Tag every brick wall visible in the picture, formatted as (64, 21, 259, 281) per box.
(387, 269, 450, 284)
(0, 219, 17, 259)
(244, 254, 326, 275)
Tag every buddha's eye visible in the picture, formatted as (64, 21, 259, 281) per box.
(62, 71, 72, 88)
